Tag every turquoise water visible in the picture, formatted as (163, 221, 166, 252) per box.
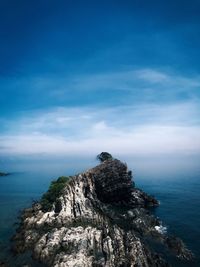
(0, 157, 199, 266)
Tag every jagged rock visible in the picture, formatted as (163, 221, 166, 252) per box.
(12, 157, 193, 267)
(129, 188, 159, 207)
(91, 159, 133, 203)
(165, 236, 194, 260)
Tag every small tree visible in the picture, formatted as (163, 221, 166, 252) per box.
(96, 152, 113, 163)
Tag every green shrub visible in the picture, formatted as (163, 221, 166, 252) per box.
(41, 176, 70, 212)
(96, 152, 113, 162)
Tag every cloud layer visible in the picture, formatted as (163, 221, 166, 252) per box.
(1, 98, 199, 156)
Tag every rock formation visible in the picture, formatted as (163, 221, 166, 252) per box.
(0, 172, 9, 176)
(12, 156, 193, 267)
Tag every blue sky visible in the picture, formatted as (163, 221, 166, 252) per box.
(0, 0, 200, 156)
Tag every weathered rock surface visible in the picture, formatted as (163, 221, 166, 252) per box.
(12, 157, 193, 267)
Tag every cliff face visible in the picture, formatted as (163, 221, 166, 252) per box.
(13, 158, 192, 267)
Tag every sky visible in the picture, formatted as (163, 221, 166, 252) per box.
(0, 0, 200, 158)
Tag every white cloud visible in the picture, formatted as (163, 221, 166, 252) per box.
(0, 102, 200, 156)
(0, 125, 199, 156)
(135, 69, 169, 83)
(2, 68, 199, 102)
(1, 67, 200, 156)
(62, 68, 200, 91)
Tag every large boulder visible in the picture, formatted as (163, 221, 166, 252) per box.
(91, 159, 133, 203)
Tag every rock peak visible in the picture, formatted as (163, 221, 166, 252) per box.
(89, 159, 133, 203)
(12, 156, 193, 267)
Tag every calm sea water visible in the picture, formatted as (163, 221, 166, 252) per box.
(0, 157, 199, 266)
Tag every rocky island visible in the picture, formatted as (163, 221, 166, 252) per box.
(0, 172, 9, 176)
(12, 153, 193, 267)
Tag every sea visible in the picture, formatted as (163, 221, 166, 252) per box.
(0, 155, 199, 267)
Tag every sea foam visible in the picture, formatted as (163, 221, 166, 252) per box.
(155, 225, 167, 234)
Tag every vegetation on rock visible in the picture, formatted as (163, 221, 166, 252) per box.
(41, 176, 70, 212)
(96, 152, 113, 162)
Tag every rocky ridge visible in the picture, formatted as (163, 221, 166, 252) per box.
(13, 157, 193, 267)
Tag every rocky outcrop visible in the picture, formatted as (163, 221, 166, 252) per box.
(12, 157, 193, 267)
(0, 172, 9, 176)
